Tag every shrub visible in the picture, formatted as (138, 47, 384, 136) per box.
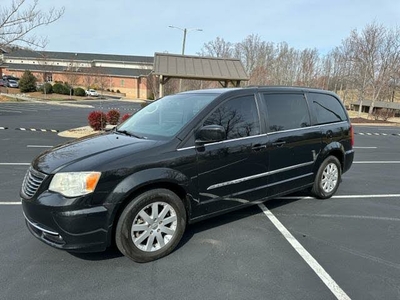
(53, 83, 66, 94)
(372, 108, 395, 121)
(52, 83, 72, 95)
(74, 87, 86, 97)
(40, 82, 53, 94)
(116, 89, 121, 93)
(106, 88, 110, 92)
(88, 111, 107, 131)
(121, 113, 131, 123)
(19, 70, 37, 93)
(111, 89, 114, 93)
(106, 109, 120, 125)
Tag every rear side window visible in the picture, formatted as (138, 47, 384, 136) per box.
(204, 95, 260, 140)
(308, 93, 347, 124)
(262, 93, 311, 132)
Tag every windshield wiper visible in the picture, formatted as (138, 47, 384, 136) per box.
(115, 129, 146, 139)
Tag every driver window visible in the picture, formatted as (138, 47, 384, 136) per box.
(203, 95, 260, 140)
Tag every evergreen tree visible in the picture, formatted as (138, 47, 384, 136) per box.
(19, 70, 37, 93)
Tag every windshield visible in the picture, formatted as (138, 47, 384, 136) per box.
(117, 93, 217, 139)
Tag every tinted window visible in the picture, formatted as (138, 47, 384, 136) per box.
(262, 93, 310, 132)
(204, 95, 260, 140)
(308, 93, 347, 124)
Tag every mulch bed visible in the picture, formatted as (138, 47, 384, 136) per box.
(350, 117, 393, 124)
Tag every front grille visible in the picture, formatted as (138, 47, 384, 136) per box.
(22, 167, 47, 198)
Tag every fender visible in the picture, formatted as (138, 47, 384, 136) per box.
(104, 167, 191, 206)
(313, 142, 345, 173)
(102, 167, 195, 243)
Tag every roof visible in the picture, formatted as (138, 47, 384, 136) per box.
(3, 49, 154, 64)
(153, 53, 249, 81)
(1, 63, 151, 78)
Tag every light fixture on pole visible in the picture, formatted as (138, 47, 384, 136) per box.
(169, 25, 203, 92)
(168, 25, 203, 55)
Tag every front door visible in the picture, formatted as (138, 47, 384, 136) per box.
(194, 94, 269, 217)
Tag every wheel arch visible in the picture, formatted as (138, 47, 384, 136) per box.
(316, 142, 345, 172)
(105, 168, 192, 247)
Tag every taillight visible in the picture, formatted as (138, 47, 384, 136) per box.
(350, 125, 354, 147)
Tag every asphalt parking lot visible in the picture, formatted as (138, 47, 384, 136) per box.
(1, 101, 399, 300)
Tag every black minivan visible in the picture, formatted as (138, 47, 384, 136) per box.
(21, 87, 354, 262)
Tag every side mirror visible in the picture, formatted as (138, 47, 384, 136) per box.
(195, 125, 226, 144)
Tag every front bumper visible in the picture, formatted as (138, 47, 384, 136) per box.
(22, 192, 112, 253)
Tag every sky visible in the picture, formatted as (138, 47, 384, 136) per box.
(29, 0, 400, 57)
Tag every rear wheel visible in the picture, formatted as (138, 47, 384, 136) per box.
(115, 189, 186, 263)
(311, 156, 341, 199)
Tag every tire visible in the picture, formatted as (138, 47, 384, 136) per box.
(311, 156, 341, 199)
(115, 188, 186, 263)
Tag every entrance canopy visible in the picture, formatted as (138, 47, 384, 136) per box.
(153, 53, 249, 97)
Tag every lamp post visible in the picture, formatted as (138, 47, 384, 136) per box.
(169, 25, 202, 91)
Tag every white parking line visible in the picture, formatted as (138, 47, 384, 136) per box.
(275, 212, 400, 222)
(3, 194, 399, 205)
(0, 163, 30, 166)
(354, 161, 400, 164)
(276, 194, 400, 200)
(0, 109, 22, 113)
(259, 203, 351, 300)
(353, 147, 377, 149)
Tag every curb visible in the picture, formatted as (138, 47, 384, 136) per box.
(351, 122, 400, 127)
(355, 132, 400, 136)
(45, 102, 94, 108)
(16, 128, 59, 133)
(58, 125, 115, 138)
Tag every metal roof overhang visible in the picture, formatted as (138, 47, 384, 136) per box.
(153, 53, 249, 97)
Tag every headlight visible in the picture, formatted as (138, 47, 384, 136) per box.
(49, 172, 101, 197)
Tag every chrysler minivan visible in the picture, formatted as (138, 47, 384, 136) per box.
(21, 87, 354, 262)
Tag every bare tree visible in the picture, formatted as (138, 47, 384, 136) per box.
(64, 60, 82, 99)
(0, 0, 65, 48)
(82, 66, 96, 89)
(92, 67, 108, 94)
(296, 48, 320, 87)
(199, 37, 233, 58)
(146, 72, 159, 99)
(339, 23, 400, 114)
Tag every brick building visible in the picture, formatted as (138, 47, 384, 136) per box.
(0, 49, 154, 99)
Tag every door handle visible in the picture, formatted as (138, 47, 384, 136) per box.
(252, 144, 267, 151)
(272, 141, 286, 147)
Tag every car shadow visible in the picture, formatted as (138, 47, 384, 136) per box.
(175, 193, 308, 252)
(68, 245, 123, 261)
(69, 193, 308, 261)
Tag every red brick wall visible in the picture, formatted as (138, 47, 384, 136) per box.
(1, 68, 150, 99)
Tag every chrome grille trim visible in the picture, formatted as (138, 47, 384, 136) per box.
(22, 167, 47, 198)
(23, 211, 59, 236)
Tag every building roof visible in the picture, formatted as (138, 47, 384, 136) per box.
(3, 49, 154, 64)
(1, 63, 151, 78)
(153, 53, 249, 81)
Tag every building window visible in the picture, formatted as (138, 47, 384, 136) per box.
(46, 74, 53, 82)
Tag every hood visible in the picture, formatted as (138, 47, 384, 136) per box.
(32, 132, 161, 174)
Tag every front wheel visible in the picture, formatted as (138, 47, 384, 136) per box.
(311, 156, 341, 199)
(115, 189, 187, 263)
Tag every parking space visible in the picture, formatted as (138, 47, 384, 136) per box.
(0, 102, 399, 300)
